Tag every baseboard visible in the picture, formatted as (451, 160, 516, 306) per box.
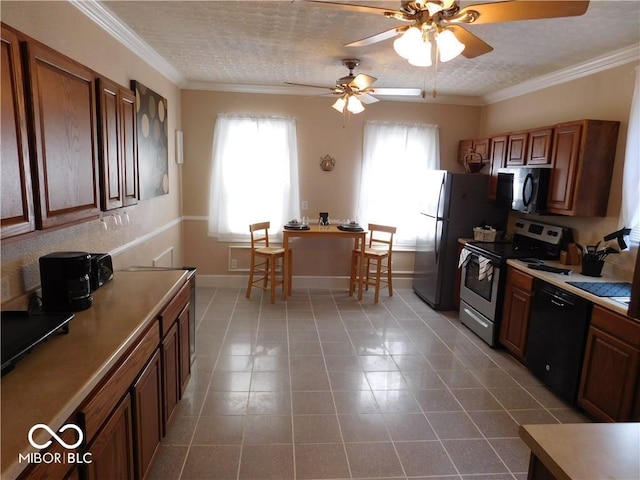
(196, 274, 414, 290)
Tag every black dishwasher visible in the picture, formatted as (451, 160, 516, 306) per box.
(526, 279, 592, 404)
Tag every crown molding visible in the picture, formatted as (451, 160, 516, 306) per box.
(72, 0, 638, 106)
(70, 0, 187, 87)
(481, 44, 640, 105)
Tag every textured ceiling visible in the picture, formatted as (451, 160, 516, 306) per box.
(95, 0, 639, 103)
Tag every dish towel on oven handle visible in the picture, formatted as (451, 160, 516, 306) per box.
(457, 249, 493, 282)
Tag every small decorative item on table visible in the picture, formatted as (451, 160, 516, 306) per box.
(319, 212, 329, 225)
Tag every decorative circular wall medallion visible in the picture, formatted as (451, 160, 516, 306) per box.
(320, 155, 336, 171)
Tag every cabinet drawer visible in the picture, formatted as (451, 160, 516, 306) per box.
(159, 281, 190, 337)
(508, 267, 534, 292)
(591, 305, 640, 347)
(80, 322, 159, 441)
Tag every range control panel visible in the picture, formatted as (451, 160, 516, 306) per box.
(513, 219, 568, 246)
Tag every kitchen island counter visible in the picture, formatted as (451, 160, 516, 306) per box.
(519, 422, 640, 480)
(1, 269, 189, 480)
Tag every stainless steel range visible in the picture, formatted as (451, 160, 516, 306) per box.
(458, 219, 571, 346)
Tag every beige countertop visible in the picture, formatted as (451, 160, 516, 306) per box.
(507, 258, 631, 317)
(519, 422, 640, 480)
(1, 269, 189, 480)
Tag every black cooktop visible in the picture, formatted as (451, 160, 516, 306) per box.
(1, 311, 74, 376)
(467, 241, 558, 262)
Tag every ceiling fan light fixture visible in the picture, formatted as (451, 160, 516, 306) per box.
(332, 95, 347, 113)
(436, 28, 465, 62)
(346, 94, 365, 114)
(393, 26, 422, 60)
(408, 38, 433, 67)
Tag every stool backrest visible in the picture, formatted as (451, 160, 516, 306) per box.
(367, 224, 396, 253)
(249, 221, 271, 248)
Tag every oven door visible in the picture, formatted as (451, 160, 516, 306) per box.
(459, 248, 501, 320)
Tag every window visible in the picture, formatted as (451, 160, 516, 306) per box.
(208, 114, 300, 241)
(621, 66, 640, 246)
(356, 121, 440, 247)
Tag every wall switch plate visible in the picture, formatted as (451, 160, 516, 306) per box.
(301, 201, 308, 210)
(230, 259, 238, 269)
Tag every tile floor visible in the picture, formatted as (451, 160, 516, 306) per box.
(149, 286, 590, 480)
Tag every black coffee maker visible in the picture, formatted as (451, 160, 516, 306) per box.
(39, 252, 93, 312)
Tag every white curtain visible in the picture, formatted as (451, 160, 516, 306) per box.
(357, 121, 440, 246)
(208, 114, 300, 241)
(621, 66, 640, 244)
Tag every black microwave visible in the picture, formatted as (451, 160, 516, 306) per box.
(496, 167, 551, 214)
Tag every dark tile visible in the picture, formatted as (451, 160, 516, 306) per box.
(290, 369, 331, 391)
(147, 445, 187, 480)
(414, 389, 463, 412)
(293, 414, 342, 443)
(238, 444, 294, 480)
(192, 415, 244, 445)
(345, 442, 404, 478)
(182, 445, 241, 480)
(372, 389, 422, 413)
(338, 413, 390, 442)
(395, 441, 457, 477)
(247, 391, 291, 414)
(382, 413, 437, 441)
(333, 389, 379, 414)
(467, 410, 520, 438)
(294, 443, 350, 480)
(291, 391, 336, 414)
(243, 414, 292, 444)
(328, 371, 372, 391)
(443, 439, 509, 475)
(451, 388, 503, 411)
(427, 411, 483, 439)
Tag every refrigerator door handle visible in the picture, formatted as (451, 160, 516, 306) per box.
(433, 174, 445, 263)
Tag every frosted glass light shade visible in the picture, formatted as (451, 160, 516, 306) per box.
(436, 29, 465, 62)
(332, 96, 347, 113)
(393, 27, 422, 60)
(346, 95, 365, 114)
(408, 38, 432, 67)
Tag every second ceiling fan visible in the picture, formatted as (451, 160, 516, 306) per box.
(286, 58, 421, 114)
(309, 0, 590, 66)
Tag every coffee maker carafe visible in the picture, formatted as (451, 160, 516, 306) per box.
(39, 252, 93, 312)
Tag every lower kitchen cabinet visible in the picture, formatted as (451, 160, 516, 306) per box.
(85, 393, 135, 480)
(132, 350, 163, 480)
(162, 321, 180, 429)
(577, 305, 640, 422)
(499, 266, 533, 362)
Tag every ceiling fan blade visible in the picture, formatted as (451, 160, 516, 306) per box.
(447, 25, 493, 59)
(359, 93, 380, 105)
(369, 87, 422, 96)
(305, 1, 412, 21)
(285, 81, 334, 91)
(456, 0, 589, 25)
(346, 25, 409, 47)
(350, 73, 377, 90)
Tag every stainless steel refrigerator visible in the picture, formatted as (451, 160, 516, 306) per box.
(412, 171, 508, 310)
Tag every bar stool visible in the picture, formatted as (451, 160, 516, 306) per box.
(350, 224, 396, 303)
(246, 221, 291, 303)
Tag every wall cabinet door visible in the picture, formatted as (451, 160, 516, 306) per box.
(23, 40, 100, 229)
(85, 393, 135, 480)
(506, 133, 528, 166)
(1, 25, 35, 239)
(499, 268, 533, 361)
(488, 135, 507, 201)
(526, 128, 553, 165)
(132, 350, 162, 480)
(96, 77, 138, 211)
(548, 120, 619, 217)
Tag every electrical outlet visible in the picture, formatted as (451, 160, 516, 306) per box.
(1, 277, 10, 303)
(301, 201, 308, 210)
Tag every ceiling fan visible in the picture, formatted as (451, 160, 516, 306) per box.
(285, 58, 421, 114)
(308, 0, 590, 65)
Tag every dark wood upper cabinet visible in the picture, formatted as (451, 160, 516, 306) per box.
(96, 77, 138, 210)
(1, 24, 35, 239)
(506, 132, 529, 166)
(22, 39, 100, 229)
(526, 128, 553, 165)
(547, 120, 619, 216)
(488, 135, 507, 201)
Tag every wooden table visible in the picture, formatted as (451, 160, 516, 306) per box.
(283, 225, 367, 300)
(518, 423, 640, 480)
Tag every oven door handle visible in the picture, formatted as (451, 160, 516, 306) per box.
(465, 250, 501, 268)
